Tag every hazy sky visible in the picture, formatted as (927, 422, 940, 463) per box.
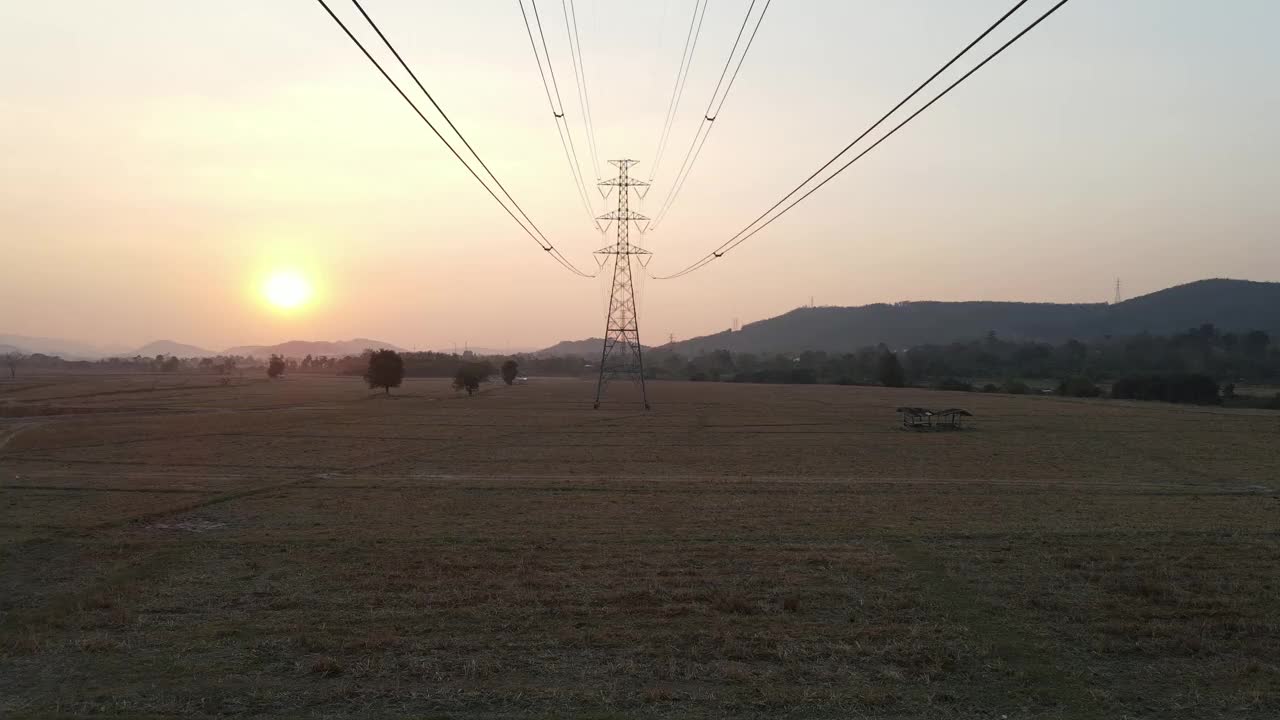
(3, 1, 1278, 351)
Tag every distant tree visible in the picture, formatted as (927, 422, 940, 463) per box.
(1057, 376, 1101, 398)
(1243, 330, 1270, 358)
(267, 354, 286, 379)
(1003, 379, 1030, 395)
(364, 349, 404, 395)
(1111, 373, 1220, 405)
(162, 356, 181, 373)
(453, 365, 483, 395)
(501, 359, 519, 385)
(3, 352, 22, 379)
(877, 351, 905, 388)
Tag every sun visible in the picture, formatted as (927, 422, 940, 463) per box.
(262, 270, 312, 311)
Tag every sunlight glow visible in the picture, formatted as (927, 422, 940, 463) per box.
(262, 270, 312, 311)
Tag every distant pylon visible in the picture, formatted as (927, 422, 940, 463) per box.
(1113, 278, 1122, 305)
(593, 159, 651, 410)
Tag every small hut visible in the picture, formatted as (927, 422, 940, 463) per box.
(935, 408, 973, 430)
(896, 407, 934, 429)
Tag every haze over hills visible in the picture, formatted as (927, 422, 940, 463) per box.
(7, 280, 1277, 362)
(657, 279, 1280, 355)
(0, 334, 126, 359)
(535, 339, 602, 358)
(223, 338, 404, 359)
(132, 340, 217, 358)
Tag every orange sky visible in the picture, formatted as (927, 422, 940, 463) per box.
(3, 1, 1277, 351)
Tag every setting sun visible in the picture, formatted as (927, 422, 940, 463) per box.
(262, 270, 312, 311)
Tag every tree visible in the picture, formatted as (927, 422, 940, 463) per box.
(267, 354, 286, 379)
(364, 349, 404, 395)
(877, 350, 905, 388)
(3, 352, 22, 379)
(453, 363, 488, 396)
(501, 359, 519, 385)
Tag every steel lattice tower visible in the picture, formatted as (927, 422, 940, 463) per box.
(593, 159, 651, 410)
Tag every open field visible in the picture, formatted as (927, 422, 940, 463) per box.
(1, 373, 1278, 718)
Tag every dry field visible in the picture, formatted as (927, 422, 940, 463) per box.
(1, 373, 1277, 718)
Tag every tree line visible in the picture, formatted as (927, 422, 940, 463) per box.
(7, 324, 1277, 407)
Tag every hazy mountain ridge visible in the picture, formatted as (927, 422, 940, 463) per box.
(223, 338, 404, 359)
(661, 279, 1280, 355)
(132, 340, 217, 358)
(533, 338, 655, 358)
(0, 334, 120, 359)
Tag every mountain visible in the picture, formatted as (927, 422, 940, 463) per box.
(0, 334, 110, 359)
(223, 338, 404, 359)
(131, 340, 216, 358)
(429, 346, 536, 356)
(660, 279, 1280, 355)
(533, 338, 655, 358)
(535, 338, 605, 357)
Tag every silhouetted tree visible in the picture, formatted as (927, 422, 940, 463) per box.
(1111, 374, 1220, 405)
(267, 355, 285, 379)
(453, 366, 482, 395)
(877, 350, 905, 387)
(3, 352, 22, 379)
(501, 359, 519, 385)
(1057, 376, 1101, 398)
(364, 349, 404, 395)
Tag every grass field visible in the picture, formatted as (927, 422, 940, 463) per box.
(1, 373, 1278, 718)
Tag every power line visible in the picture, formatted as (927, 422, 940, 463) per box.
(313, 0, 594, 278)
(345, 0, 558, 252)
(519, 0, 600, 230)
(651, 0, 771, 229)
(648, 0, 709, 183)
(563, 0, 601, 179)
(653, 0, 1067, 280)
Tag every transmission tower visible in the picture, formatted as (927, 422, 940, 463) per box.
(593, 159, 651, 410)
(1113, 277, 1122, 305)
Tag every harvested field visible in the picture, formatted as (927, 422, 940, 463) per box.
(1, 373, 1278, 718)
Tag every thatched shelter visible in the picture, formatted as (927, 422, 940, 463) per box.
(935, 408, 974, 429)
(896, 407, 933, 429)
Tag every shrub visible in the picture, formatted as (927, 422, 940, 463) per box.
(500, 359, 519, 385)
(934, 378, 973, 392)
(981, 383, 999, 393)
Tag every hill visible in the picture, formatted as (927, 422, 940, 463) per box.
(662, 279, 1280, 355)
(132, 340, 216, 358)
(0, 334, 111, 359)
(224, 338, 404, 359)
(533, 338, 655, 358)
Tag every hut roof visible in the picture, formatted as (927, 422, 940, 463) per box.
(896, 407, 933, 415)
(936, 408, 973, 417)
